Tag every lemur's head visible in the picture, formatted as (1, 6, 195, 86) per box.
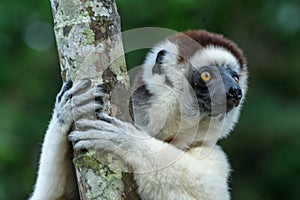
(133, 30, 248, 147)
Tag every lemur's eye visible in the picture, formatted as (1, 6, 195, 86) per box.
(233, 75, 239, 84)
(200, 71, 211, 82)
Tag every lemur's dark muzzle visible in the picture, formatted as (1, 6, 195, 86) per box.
(220, 66, 242, 112)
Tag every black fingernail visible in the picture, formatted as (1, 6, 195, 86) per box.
(65, 80, 73, 90)
(58, 80, 73, 102)
(95, 108, 103, 117)
(62, 80, 73, 94)
(96, 84, 107, 93)
(95, 96, 104, 105)
(57, 94, 63, 103)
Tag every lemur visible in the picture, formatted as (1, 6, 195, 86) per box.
(30, 30, 248, 200)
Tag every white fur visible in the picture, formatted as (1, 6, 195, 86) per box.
(133, 144, 230, 200)
(69, 115, 230, 200)
(29, 116, 75, 200)
(190, 46, 240, 72)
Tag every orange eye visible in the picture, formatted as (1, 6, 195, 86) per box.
(233, 76, 239, 84)
(201, 71, 211, 82)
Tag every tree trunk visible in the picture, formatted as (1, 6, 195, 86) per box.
(50, 0, 140, 199)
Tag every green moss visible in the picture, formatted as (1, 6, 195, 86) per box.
(74, 151, 124, 199)
(86, 6, 95, 16)
(83, 28, 95, 45)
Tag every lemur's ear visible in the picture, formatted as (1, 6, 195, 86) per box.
(152, 50, 167, 75)
(155, 50, 167, 64)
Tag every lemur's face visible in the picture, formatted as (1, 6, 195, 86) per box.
(140, 30, 247, 120)
(188, 46, 247, 116)
(189, 65, 241, 116)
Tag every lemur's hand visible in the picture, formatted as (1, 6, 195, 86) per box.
(54, 79, 102, 126)
(68, 84, 147, 154)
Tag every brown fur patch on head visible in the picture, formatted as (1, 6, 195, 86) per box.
(167, 30, 247, 68)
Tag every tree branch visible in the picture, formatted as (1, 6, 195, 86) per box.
(50, 0, 140, 199)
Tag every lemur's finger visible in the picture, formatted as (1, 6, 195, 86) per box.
(72, 102, 103, 121)
(74, 119, 98, 130)
(69, 130, 114, 144)
(57, 79, 92, 104)
(96, 113, 116, 124)
(57, 80, 73, 103)
(72, 139, 97, 151)
(70, 79, 92, 96)
(69, 130, 122, 152)
(69, 130, 107, 147)
(72, 89, 105, 110)
(74, 118, 115, 131)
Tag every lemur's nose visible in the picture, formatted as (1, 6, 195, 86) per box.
(226, 86, 242, 107)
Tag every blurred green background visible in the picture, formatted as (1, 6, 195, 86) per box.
(1, 0, 300, 199)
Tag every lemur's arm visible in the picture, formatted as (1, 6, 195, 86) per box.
(30, 79, 102, 200)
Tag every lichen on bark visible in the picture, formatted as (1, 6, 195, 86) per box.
(51, 0, 126, 82)
(74, 151, 126, 199)
(50, 0, 140, 199)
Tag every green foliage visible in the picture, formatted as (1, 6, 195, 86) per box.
(0, 0, 299, 199)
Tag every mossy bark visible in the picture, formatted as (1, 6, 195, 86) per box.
(50, 0, 140, 199)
